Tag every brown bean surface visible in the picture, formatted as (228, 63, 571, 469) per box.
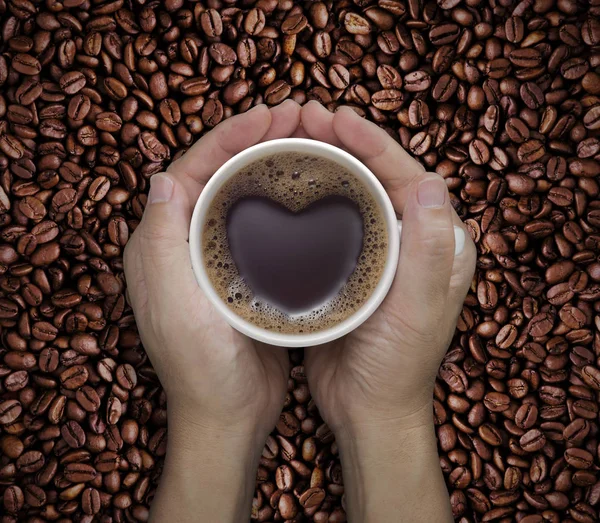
(0, 1, 599, 521)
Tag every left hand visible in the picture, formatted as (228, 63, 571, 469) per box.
(124, 101, 302, 446)
(125, 101, 306, 522)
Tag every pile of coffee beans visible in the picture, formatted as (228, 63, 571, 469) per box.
(0, 0, 599, 521)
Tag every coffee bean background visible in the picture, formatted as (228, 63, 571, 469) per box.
(0, 0, 599, 521)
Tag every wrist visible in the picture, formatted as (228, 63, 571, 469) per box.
(333, 407, 452, 523)
(333, 396, 435, 444)
(335, 404, 436, 467)
(168, 399, 267, 445)
(148, 407, 264, 523)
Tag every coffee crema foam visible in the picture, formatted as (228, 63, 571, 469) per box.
(202, 152, 388, 334)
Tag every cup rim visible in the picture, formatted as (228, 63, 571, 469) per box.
(189, 138, 399, 347)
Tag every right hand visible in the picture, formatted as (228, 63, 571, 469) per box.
(300, 101, 477, 436)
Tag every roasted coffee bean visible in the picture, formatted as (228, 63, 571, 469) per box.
(61, 420, 86, 449)
(82, 487, 101, 515)
(3, 485, 24, 513)
(64, 463, 97, 483)
(12, 54, 41, 75)
(209, 43, 237, 66)
(116, 364, 137, 390)
(201, 99, 224, 127)
(60, 365, 89, 389)
(1, 435, 24, 459)
(60, 71, 87, 95)
(0, 400, 22, 425)
(564, 448, 594, 469)
(16, 451, 44, 473)
(372, 90, 404, 111)
(520, 82, 545, 110)
(505, 118, 530, 144)
(76, 385, 102, 412)
(520, 429, 546, 452)
(580, 366, 600, 390)
(265, 80, 292, 105)
(95, 451, 119, 473)
(1, 2, 599, 521)
(23, 484, 46, 508)
(564, 419, 590, 444)
(404, 71, 431, 92)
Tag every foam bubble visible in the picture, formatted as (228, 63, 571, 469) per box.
(202, 152, 388, 333)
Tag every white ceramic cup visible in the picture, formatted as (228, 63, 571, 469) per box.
(189, 138, 464, 347)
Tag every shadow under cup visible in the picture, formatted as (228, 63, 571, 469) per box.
(188, 138, 400, 347)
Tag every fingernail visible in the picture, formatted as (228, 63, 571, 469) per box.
(271, 99, 299, 113)
(454, 226, 465, 256)
(278, 99, 298, 108)
(247, 103, 266, 114)
(148, 173, 174, 204)
(308, 99, 331, 114)
(418, 177, 447, 208)
(338, 105, 358, 117)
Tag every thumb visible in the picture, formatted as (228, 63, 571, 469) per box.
(125, 173, 199, 314)
(383, 174, 458, 337)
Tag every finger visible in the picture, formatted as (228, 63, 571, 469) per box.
(292, 125, 311, 139)
(448, 211, 477, 319)
(304, 342, 341, 394)
(166, 104, 273, 185)
(261, 100, 301, 142)
(383, 173, 456, 330)
(124, 173, 199, 318)
(166, 102, 302, 209)
(258, 342, 292, 386)
(300, 101, 343, 147)
(332, 106, 425, 213)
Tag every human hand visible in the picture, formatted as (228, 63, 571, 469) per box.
(123, 101, 302, 522)
(298, 102, 476, 522)
(300, 101, 477, 434)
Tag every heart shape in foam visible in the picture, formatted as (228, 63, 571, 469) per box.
(226, 195, 364, 316)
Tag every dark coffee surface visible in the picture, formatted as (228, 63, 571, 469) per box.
(227, 195, 364, 315)
(202, 152, 388, 333)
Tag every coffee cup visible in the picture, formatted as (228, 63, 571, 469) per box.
(189, 138, 464, 347)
